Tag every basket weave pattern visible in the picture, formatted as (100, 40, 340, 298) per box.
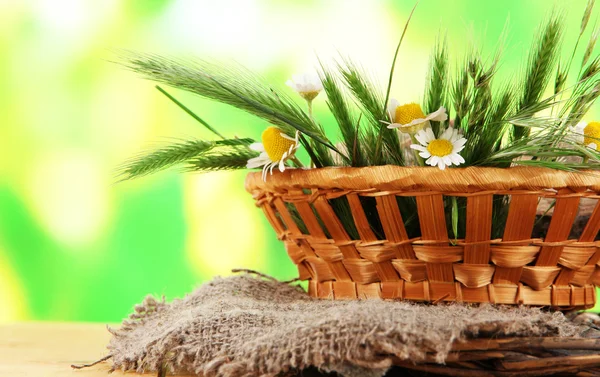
(246, 166, 600, 309)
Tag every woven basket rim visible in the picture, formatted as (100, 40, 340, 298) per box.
(245, 165, 600, 193)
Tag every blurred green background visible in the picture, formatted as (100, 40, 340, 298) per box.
(1, 0, 599, 323)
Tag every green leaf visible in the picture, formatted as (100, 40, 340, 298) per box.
(451, 196, 459, 243)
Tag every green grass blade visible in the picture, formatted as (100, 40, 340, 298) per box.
(382, 1, 420, 119)
(156, 85, 226, 139)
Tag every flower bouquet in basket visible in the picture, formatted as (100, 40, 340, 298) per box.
(119, 3, 600, 310)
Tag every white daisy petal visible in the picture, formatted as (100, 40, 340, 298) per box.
(279, 158, 286, 172)
(400, 118, 428, 128)
(250, 143, 265, 152)
(246, 155, 271, 169)
(425, 128, 436, 142)
(448, 128, 460, 142)
(448, 154, 460, 165)
(287, 72, 322, 94)
(410, 124, 466, 169)
(410, 144, 428, 152)
(589, 143, 598, 150)
(385, 102, 447, 134)
(440, 127, 454, 140)
(247, 127, 304, 180)
(452, 138, 467, 153)
(451, 154, 465, 165)
(414, 130, 428, 145)
(388, 98, 400, 122)
(415, 130, 432, 146)
(427, 156, 439, 167)
(438, 159, 447, 170)
(574, 121, 587, 134)
(426, 106, 448, 122)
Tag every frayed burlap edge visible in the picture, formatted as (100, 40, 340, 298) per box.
(102, 273, 588, 377)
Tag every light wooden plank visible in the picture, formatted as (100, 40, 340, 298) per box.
(0, 322, 193, 377)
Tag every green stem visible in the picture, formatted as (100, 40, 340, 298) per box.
(290, 155, 305, 168)
(375, 1, 420, 158)
(156, 85, 226, 139)
(306, 99, 315, 168)
(307, 99, 314, 118)
(299, 134, 322, 168)
(381, 1, 420, 115)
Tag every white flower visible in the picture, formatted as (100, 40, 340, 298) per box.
(247, 126, 300, 181)
(286, 73, 323, 101)
(570, 121, 599, 150)
(385, 99, 448, 134)
(410, 127, 466, 170)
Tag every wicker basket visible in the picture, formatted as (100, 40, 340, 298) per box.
(245, 166, 600, 309)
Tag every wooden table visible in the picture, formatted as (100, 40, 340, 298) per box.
(0, 322, 193, 377)
(4, 322, 599, 376)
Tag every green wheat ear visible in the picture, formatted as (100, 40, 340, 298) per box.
(423, 35, 449, 137)
(118, 52, 337, 153)
(118, 138, 254, 181)
(185, 148, 259, 172)
(513, 14, 563, 141)
(318, 63, 363, 167)
(116, 0, 600, 177)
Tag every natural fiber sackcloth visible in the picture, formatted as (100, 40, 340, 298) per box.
(107, 273, 582, 377)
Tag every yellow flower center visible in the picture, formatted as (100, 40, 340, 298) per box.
(395, 103, 426, 125)
(262, 127, 296, 161)
(584, 121, 600, 149)
(427, 139, 454, 157)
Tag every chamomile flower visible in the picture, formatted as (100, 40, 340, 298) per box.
(410, 127, 466, 170)
(385, 99, 448, 134)
(570, 121, 600, 150)
(286, 73, 323, 101)
(247, 126, 301, 181)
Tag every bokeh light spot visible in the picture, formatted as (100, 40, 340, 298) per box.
(184, 172, 266, 276)
(0, 247, 28, 323)
(26, 151, 110, 249)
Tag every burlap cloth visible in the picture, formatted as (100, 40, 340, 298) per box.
(106, 273, 589, 377)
